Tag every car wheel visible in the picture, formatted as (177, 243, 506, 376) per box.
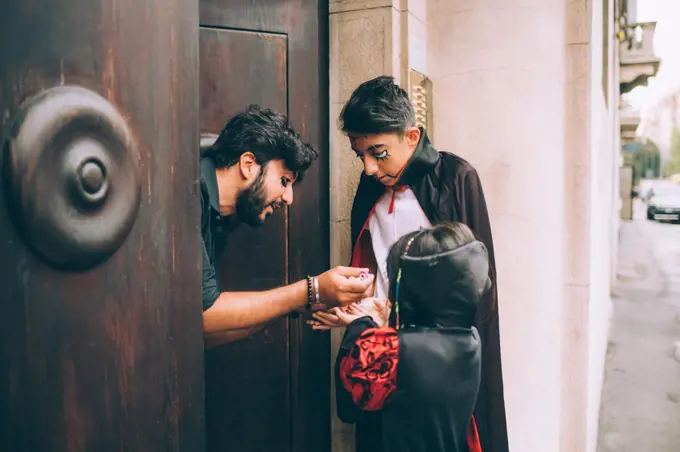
(647, 210, 654, 221)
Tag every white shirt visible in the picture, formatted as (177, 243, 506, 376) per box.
(368, 187, 431, 298)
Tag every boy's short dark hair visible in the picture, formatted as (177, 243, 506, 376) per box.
(340, 76, 417, 135)
(205, 104, 318, 181)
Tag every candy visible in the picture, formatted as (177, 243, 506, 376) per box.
(348, 272, 371, 281)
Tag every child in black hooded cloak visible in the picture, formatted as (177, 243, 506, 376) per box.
(335, 222, 489, 452)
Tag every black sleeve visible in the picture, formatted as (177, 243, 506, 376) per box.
(340, 316, 378, 351)
(334, 316, 377, 423)
(202, 239, 220, 311)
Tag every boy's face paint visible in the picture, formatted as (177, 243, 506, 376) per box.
(349, 128, 421, 186)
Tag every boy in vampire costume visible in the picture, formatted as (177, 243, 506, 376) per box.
(311, 76, 509, 452)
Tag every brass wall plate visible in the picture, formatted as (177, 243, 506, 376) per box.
(409, 70, 433, 136)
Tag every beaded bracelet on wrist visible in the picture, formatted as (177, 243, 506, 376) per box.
(305, 275, 314, 311)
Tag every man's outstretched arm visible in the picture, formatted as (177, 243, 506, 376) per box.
(203, 279, 308, 333)
(201, 240, 374, 346)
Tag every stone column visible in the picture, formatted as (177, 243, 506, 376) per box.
(563, 2, 619, 451)
(562, 0, 596, 450)
(328, 1, 428, 451)
(427, 1, 567, 450)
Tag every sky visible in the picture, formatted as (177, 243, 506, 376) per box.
(625, 0, 680, 110)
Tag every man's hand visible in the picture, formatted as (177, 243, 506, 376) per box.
(316, 266, 374, 308)
(307, 307, 348, 330)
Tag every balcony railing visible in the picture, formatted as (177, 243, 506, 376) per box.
(620, 22, 661, 94)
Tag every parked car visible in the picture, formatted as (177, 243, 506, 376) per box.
(647, 182, 680, 222)
(642, 179, 676, 202)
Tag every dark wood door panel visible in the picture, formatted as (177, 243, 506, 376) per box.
(200, 28, 288, 130)
(200, 0, 295, 33)
(0, 1, 203, 452)
(200, 27, 291, 452)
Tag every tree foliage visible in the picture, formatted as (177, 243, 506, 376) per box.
(664, 126, 680, 176)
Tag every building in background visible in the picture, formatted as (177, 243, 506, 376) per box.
(618, 2, 661, 218)
(329, 1, 658, 451)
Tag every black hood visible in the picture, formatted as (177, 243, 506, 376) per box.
(397, 240, 491, 329)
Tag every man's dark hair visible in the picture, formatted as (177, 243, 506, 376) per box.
(205, 104, 318, 181)
(340, 76, 417, 135)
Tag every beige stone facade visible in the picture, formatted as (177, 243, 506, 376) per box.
(328, 1, 632, 451)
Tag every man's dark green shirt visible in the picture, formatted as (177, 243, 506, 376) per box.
(200, 157, 228, 311)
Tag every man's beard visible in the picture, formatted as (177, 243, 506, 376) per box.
(235, 167, 269, 227)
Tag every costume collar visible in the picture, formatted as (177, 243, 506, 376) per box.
(396, 128, 440, 187)
(200, 157, 221, 212)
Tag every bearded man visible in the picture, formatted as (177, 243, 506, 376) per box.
(200, 104, 374, 347)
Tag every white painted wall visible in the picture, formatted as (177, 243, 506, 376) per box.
(586, 2, 616, 451)
(587, 90, 615, 452)
(427, 1, 618, 451)
(427, 1, 566, 450)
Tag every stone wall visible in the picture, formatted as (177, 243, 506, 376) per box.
(328, 1, 428, 450)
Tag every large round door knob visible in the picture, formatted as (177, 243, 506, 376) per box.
(2, 86, 141, 271)
(78, 159, 106, 196)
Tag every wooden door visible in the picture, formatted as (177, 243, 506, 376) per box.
(0, 1, 204, 451)
(199, 1, 330, 451)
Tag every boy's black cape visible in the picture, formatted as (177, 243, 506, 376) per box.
(339, 129, 509, 452)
